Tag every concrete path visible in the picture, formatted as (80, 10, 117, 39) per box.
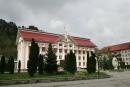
(1, 71, 130, 87)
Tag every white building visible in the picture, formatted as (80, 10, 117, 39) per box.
(103, 42, 130, 65)
(16, 29, 96, 70)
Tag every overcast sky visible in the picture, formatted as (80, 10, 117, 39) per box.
(0, 0, 130, 48)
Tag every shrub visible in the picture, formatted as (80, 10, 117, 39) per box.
(0, 55, 6, 74)
(8, 56, 14, 74)
(18, 60, 21, 73)
(38, 54, 44, 74)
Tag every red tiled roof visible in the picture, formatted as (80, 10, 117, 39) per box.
(19, 29, 96, 47)
(72, 37, 96, 47)
(20, 30, 61, 42)
(108, 42, 130, 52)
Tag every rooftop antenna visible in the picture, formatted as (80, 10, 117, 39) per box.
(63, 25, 69, 36)
(63, 25, 69, 42)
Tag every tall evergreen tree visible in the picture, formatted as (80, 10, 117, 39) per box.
(8, 56, 14, 74)
(64, 50, 77, 74)
(0, 55, 6, 74)
(27, 39, 39, 77)
(45, 43, 58, 73)
(18, 60, 21, 73)
(87, 51, 92, 73)
(91, 52, 96, 73)
(64, 53, 69, 71)
(38, 54, 44, 74)
(87, 52, 96, 73)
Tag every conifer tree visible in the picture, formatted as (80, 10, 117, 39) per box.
(18, 60, 21, 73)
(0, 55, 6, 74)
(45, 43, 58, 73)
(8, 56, 14, 74)
(64, 50, 77, 74)
(87, 51, 92, 73)
(64, 53, 69, 71)
(27, 39, 39, 77)
(87, 52, 96, 73)
(91, 52, 96, 73)
(38, 54, 44, 74)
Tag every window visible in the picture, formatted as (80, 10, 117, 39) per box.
(53, 48, 57, 53)
(59, 49, 62, 53)
(59, 43, 62, 46)
(69, 44, 72, 47)
(64, 44, 67, 47)
(83, 56, 85, 60)
(42, 47, 45, 52)
(78, 50, 81, 54)
(59, 55, 62, 59)
(79, 62, 81, 66)
(78, 56, 81, 60)
(65, 49, 67, 53)
(83, 50, 85, 54)
(83, 62, 85, 66)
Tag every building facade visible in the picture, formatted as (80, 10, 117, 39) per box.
(102, 42, 130, 65)
(16, 29, 96, 70)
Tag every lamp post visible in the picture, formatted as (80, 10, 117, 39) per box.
(96, 55, 100, 79)
(95, 48, 101, 79)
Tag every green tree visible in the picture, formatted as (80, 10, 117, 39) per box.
(45, 43, 58, 73)
(27, 39, 39, 77)
(0, 55, 6, 74)
(107, 54, 114, 70)
(8, 56, 14, 74)
(87, 52, 96, 73)
(0, 19, 18, 58)
(120, 61, 125, 69)
(64, 53, 69, 71)
(90, 52, 96, 73)
(64, 50, 77, 74)
(102, 57, 108, 70)
(87, 51, 92, 73)
(18, 60, 21, 73)
(38, 54, 44, 74)
(102, 54, 113, 70)
(28, 25, 39, 31)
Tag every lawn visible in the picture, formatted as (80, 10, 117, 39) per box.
(0, 71, 108, 80)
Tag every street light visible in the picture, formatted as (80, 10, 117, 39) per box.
(96, 55, 100, 79)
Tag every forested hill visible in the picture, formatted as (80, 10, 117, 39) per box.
(0, 19, 39, 59)
(0, 19, 18, 59)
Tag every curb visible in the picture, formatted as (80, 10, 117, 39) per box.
(0, 75, 110, 86)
